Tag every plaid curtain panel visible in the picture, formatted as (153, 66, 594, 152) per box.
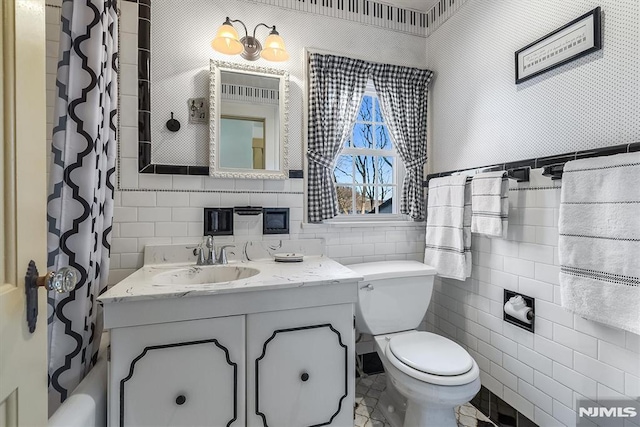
(372, 64, 433, 220)
(307, 53, 372, 223)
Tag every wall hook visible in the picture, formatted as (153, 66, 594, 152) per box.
(166, 112, 181, 132)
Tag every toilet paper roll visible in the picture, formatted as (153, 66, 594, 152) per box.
(504, 301, 533, 324)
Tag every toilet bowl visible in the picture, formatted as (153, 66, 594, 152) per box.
(374, 332, 480, 427)
(348, 261, 481, 427)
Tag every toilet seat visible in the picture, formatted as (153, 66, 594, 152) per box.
(384, 331, 479, 386)
(389, 331, 473, 376)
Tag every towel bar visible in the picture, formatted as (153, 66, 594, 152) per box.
(424, 141, 639, 187)
(542, 164, 564, 180)
(506, 167, 530, 182)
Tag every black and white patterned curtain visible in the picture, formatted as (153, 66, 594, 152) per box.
(46, 0, 117, 414)
(372, 64, 433, 220)
(307, 54, 372, 223)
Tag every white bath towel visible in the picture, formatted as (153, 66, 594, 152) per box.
(559, 151, 640, 334)
(471, 171, 509, 238)
(424, 176, 472, 281)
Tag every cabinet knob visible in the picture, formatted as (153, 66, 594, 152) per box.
(300, 372, 309, 382)
(175, 395, 186, 405)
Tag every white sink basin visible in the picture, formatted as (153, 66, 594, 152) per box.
(152, 265, 260, 285)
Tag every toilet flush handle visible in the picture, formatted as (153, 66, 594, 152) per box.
(360, 283, 374, 291)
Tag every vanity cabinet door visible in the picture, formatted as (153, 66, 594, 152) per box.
(109, 315, 245, 427)
(246, 304, 355, 427)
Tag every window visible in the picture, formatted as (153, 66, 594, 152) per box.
(333, 84, 402, 216)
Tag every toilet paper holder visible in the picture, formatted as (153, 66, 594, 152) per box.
(503, 290, 535, 333)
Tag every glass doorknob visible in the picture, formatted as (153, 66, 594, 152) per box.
(38, 267, 79, 293)
(25, 261, 80, 333)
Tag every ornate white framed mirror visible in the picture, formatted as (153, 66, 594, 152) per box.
(209, 60, 289, 179)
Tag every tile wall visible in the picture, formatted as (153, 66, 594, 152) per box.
(425, 170, 640, 426)
(108, 186, 426, 287)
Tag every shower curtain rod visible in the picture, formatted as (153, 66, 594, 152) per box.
(424, 141, 639, 186)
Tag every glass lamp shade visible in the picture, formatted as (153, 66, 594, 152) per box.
(260, 33, 290, 62)
(211, 23, 244, 55)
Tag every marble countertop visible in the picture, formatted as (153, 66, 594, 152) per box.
(98, 256, 363, 304)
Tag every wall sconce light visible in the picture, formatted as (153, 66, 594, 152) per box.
(211, 17, 290, 62)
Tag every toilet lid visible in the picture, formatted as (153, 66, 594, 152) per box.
(388, 332, 473, 376)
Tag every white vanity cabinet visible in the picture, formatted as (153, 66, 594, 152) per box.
(109, 303, 354, 427)
(101, 256, 361, 427)
(109, 315, 246, 427)
(246, 304, 354, 427)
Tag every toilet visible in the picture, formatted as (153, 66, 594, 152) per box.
(348, 260, 481, 427)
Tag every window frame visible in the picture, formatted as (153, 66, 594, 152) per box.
(302, 48, 414, 226)
(329, 84, 407, 221)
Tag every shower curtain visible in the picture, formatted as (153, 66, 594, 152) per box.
(46, 0, 118, 414)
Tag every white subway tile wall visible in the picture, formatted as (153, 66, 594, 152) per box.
(425, 177, 640, 426)
(109, 189, 426, 286)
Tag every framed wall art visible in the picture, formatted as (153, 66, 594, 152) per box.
(515, 7, 602, 84)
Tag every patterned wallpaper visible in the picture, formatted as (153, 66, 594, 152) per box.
(425, 0, 640, 173)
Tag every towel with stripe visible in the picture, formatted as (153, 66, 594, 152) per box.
(559, 151, 640, 334)
(424, 176, 472, 281)
(471, 171, 509, 238)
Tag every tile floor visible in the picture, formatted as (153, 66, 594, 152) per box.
(355, 373, 496, 427)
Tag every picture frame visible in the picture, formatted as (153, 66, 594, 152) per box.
(515, 7, 602, 84)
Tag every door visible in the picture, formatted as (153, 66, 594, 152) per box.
(247, 305, 355, 427)
(0, 0, 48, 426)
(109, 316, 246, 427)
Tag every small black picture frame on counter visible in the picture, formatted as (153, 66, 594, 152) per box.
(515, 7, 601, 84)
(204, 208, 234, 236)
(263, 208, 289, 235)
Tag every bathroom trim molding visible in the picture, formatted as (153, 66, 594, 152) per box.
(425, 141, 640, 187)
(247, 0, 469, 38)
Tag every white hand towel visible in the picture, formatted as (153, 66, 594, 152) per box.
(424, 176, 472, 281)
(471, 171, 509, 238)
(559, 151, 640, 334)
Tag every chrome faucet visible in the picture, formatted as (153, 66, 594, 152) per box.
(194, 236, 235, 265)
(195, 235, 214, 266)
(205, 235, 215, 265)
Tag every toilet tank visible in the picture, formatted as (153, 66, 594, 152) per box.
(347, 261, 437, 336)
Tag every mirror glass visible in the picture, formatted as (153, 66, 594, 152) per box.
(210, 61, 289, 179)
